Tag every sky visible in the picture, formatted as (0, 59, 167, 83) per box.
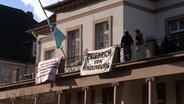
(0, 0, 62, 22)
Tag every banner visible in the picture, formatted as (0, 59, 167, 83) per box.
(36, 58, 59, 84)
(80, 46, 116, 76)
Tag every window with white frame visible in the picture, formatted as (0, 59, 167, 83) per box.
(96, 22, 109, 49)
(170, 19, 184, 34)
(66, 25, 82, 65)
(44, 48, 55, 60)
(68, 30, 79, 58)
(94, 16, 112, 50)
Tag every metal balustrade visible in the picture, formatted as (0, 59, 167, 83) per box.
(63, 33, 184, 73)
(64, 55, 83, 73)
(5, 33, 184, 85)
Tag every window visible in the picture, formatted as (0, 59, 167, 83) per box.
(68, 30, 80, 59)
(91, 88, 96, 104)
(143, 83, 166, 104)
(169, 19, 184, 34)
(165, 16, 184, 52)
(176, 80, 184, 104)
(179, 21, 184, 29)
(77, 91, 84, 104)
(44, 47, 55, 60)
(102, 87, 113, 104)
(157, 83, 166, 104)
(66, 25, 82, 65)
(63, 92, 71, 104)
(94, 16, 112, 50)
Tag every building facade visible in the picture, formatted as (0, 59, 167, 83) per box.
(0, 0, 184, 104)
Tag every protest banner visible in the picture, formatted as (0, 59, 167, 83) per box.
(80, 46, 115, 76)
(36, 58, 59, 84)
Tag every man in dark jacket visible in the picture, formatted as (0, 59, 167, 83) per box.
(121, 30, 134, 61)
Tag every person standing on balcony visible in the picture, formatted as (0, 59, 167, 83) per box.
(135, 29, 144, 60)
(120, 29, 134, 61)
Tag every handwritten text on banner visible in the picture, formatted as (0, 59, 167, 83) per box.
(36, 58, 59, 84)
(80, 46, 115, 76)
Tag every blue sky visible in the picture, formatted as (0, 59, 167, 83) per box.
(0, 0, 61, 22)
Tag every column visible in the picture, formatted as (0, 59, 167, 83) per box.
(57, 91, 68, 104)
(146, 77, 157, 104)
(57, 91, 61, 104)
(145, 37, 156, 58)
(11, 97, 15, 104)
(34, 94, 38, 104)
(82, 87, 91, 104)
(112, 82, 123, 104)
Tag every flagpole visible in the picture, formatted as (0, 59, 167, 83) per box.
(38, 0, 51, 28)
(60, 47, 66, 59)
(38, 0, 67, 59)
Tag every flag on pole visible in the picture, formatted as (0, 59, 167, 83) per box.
(53, 27, 67, 48)
(38, 0, 67, 49)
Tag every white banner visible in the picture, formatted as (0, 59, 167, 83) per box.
(80, 46, 116, 76)
(36, 58, 59, 84)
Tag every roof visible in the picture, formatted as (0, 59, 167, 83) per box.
(27, 14, 56, 34)
(45, 0, 162, 13)
(44, 0, 101, 13)
(0, 4, 37, 63)
(147, 0, 162, 2)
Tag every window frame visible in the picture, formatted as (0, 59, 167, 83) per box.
(44, 47, 55, 60)
(65, 25, 82, 66)
(143, 83, 166, 104)
(169, 19, 184, 34)
(93, 16, 112, 50)
(176, 80, 184, 104)
(165, 14, 184, 35)
(102, 87, 113, 104)
(77, 91, 84, 104)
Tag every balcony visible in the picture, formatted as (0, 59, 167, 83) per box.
(2, 33, 184, 85)
(58, 33, 184, 74)
(144, 33, 184, 58)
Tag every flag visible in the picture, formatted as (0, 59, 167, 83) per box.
(53, 27, 67, 48)
(38, 0, 67, 49)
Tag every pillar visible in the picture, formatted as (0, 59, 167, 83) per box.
(112, 82, 123, 104)
(82, 86, 91, 104)
(146, 37, 156, 58)
(34, 94, 38, 104)
(12, 69, 19, 83)
(146, 77, 157, 104)
(57, 92, 61, 104)
(11, 97, 15, 104)
(56, 91, 68, 104)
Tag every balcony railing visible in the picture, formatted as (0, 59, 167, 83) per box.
(157, 34, 184, 55)
(64, 55, 83, 73)
(144, 33, 184, 58)
(59, 33, 184, 73)
(2, 34, 184, 86)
